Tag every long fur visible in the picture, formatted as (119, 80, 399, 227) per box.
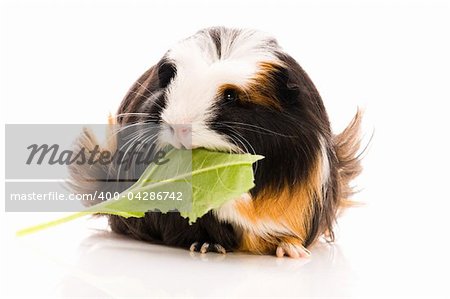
(68, 27, 364, 256)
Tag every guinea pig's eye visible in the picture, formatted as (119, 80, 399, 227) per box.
(223, 88, 238, 101)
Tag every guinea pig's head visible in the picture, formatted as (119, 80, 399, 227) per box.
(118, 27, 332, 190)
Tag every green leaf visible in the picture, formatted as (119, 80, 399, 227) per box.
(17, 149, 263, 236)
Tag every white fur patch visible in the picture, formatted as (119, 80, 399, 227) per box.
(159, 28, 280, 151)
(319, 136, 330, 189)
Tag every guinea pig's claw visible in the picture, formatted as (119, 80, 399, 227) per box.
(189, 242, 199, 252)
(200, 242, 210, 253)
(213, 244, 227, 254)
(189, 241, 227, 254)
(276, 242, 311, 259)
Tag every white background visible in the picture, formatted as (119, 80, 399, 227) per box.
(1, 0, 450, 298)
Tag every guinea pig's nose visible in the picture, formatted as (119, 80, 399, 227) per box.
(170, 124, 191, 138)
(167, 124, 193, 149)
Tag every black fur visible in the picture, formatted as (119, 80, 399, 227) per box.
(156, 58, 177, 89)
(108, 211, 239, 249)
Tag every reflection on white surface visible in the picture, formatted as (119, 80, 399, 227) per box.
(5, 216, 357, 298)
(58, 231, 352, 298)
(5, 206, 450, 298)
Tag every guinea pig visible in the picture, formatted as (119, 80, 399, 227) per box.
(70, 27, 363, 258)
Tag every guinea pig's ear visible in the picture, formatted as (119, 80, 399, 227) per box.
(277, 52, 324, 110)
(276, 52, 330, 135)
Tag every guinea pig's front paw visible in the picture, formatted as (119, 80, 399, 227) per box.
(189, 242, 227, 254)
(276, 241, 311, 259)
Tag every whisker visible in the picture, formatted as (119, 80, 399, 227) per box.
(115, 129, 149, 181)
(115, 112, 158, 118)
(131, 83, 166, 112)
(109, 120, 157, 139)
(219, 121, 297, 138)
(226, 129, 260, 173)
(129, 133, 159, 169)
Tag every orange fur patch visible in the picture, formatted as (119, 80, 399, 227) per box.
(217, 62, 284, 109)
(236, 152, 325, 254)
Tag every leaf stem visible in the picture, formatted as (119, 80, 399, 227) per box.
(16, 212, 91, 237)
